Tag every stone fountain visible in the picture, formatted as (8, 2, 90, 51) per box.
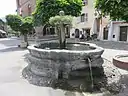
(23, 11, 104, 91)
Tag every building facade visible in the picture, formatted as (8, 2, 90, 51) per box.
(16, 0, 36, 17)
(105, 21, 128, 42)
(70, 0, 109, 39)
(16, 0, 110, 39)
(70, 0, 95, 38)
(16, 0, 56, 38)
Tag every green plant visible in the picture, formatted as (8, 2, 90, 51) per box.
(6, 15, 33, 46)
(49, 11, 73, 49)
(49, 15, 72, 26)
(33, 0, 82, 26)
(6, 15, 22, 32)
(95, 0, 128, 21)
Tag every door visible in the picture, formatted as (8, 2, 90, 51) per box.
(103, 28, 108, 40)
(120, 26, 127, 41)
(75, 29, 80, 38)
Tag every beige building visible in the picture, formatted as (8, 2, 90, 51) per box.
(16, 0, 56, 38)
(70, 0, 109, 39)
(105, 21, 128, 42)
(16, 0, 110, 39)
(16, 0, 36, 17)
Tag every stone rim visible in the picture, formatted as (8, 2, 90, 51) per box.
(113, 54, 128, 70)
(28, 42, 104, 54)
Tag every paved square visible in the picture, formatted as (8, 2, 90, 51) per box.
(0, 38, 128, 96)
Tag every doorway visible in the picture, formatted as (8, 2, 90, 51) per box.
(103, 27, 108, 40)
(83, 28, 90, 36)
(119, 26, 128, 41)
(75, 29, 80, 38)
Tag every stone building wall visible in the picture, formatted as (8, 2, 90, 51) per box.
(16, 0, 36, 17)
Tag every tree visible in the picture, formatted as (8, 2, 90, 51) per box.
(6, 15, 22, 32)
(33, 0, 82, 26)
(20, 17, 33, 45)
(95, 0, 128, 22)
(7, 26, 20, 36)
(49, 11, 72, 49)
(6, 15, 33, 46)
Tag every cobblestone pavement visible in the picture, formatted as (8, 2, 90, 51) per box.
(88, 40, 128, 96)
(0, 38, 67, 96)
(0, 38, 128, 96)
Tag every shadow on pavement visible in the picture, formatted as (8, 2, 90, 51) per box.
(0, 46, 26, 53)
(116, 74, 128, 96)
(0, 38, 20, 47)
(87, 40, 128, 51)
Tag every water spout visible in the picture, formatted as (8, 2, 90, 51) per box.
(88, 57, 94, 90)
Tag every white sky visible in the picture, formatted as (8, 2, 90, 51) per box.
(0, 0, 16, 18)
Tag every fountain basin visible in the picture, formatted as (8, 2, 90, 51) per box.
(113, 55, 128, 70)
(23, 42, 104, 86)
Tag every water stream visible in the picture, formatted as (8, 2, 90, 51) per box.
(88, 57, 94, 90)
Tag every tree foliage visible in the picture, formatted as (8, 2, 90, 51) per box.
(95, 0, 128, 22)
(6, 15, 33, 35)
(33, 0, 82, 26)
(20, 17, 33, 35)
(49, 15, 73, 26)
(49, 11, 73, 49)
(6, 15, 22, 32)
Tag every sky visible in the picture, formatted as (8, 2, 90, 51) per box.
(0, 0, 16, 18)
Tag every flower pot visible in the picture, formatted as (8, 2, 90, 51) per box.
(20, 41, 28, 48)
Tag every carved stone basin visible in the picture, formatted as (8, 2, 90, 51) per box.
(113, 55, 128, 70)
(23, 42, 104, 86)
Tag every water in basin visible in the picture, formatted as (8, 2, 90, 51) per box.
(37, 42, 96, 51)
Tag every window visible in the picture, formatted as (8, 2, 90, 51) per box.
(85, 13, 88, 22)
(113, 35, 115, 38)
(81, 14, 85, 22)
(82, 0, 88, 6)
(81, 13, 88, 22)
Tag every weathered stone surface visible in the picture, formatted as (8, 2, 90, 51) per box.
(26, 55, 60, 78)
(22, 67, 54, 86)
(71, 57, 104, 71)
(23, 42, 104, 85)
(30, 66, 58, 79)
(27, 55, 60, 69)
(69, 67, 104, 78)
(28, 42, 104, 61)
